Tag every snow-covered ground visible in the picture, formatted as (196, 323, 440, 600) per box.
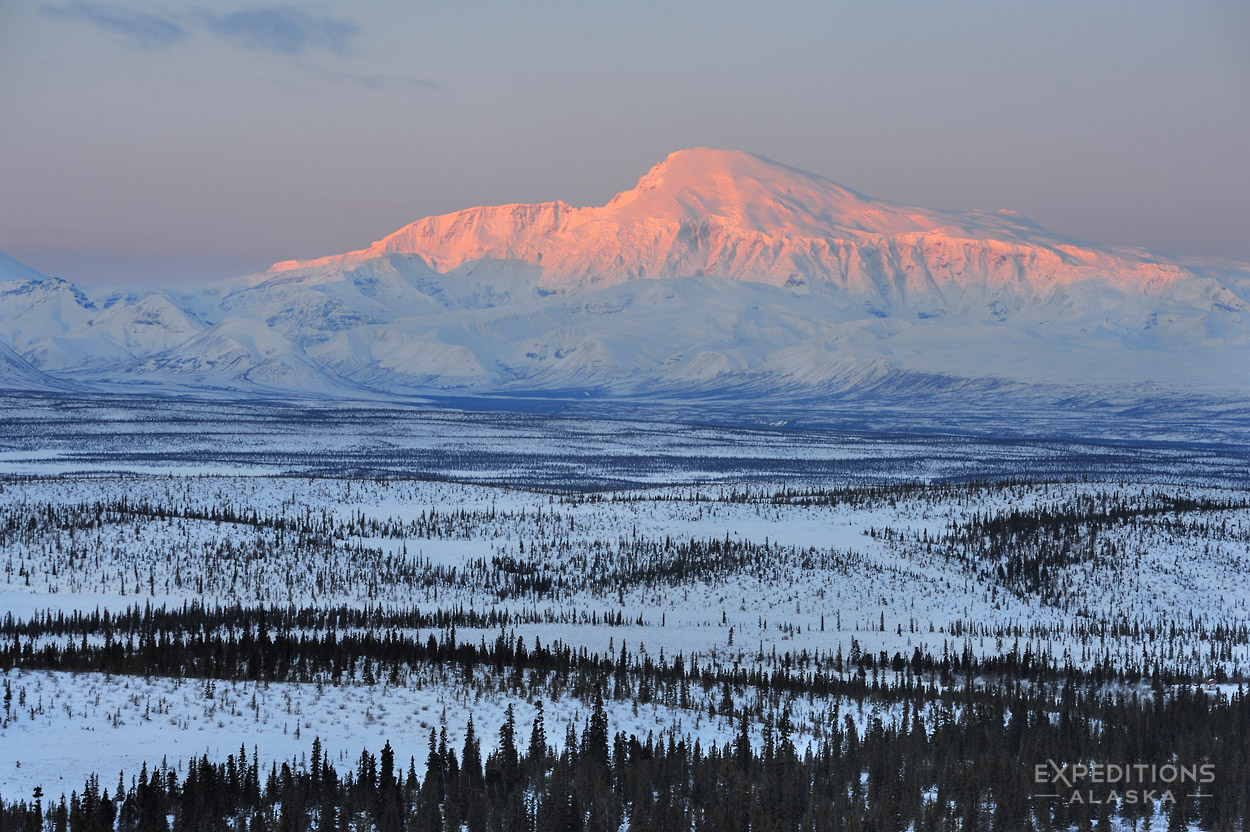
(3, 475, 1247, 663)
(1, 470, 1248, 802)
(0, 666, 775, 803)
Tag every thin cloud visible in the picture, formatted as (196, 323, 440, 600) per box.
(198, 7, 360, 57)
(40, 2, 190, 50)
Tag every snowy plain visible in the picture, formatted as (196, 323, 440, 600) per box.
(1, 396, 1248, 808)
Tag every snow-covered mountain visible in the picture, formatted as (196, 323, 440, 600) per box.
(2, 148, 1247, 403)
(274, 149, 1200, 300)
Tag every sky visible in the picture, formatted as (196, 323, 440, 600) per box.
(1, 0, 1248, 286)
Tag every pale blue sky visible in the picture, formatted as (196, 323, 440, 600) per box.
(2, 0, 1247, 284)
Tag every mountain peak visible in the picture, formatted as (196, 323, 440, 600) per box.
(626, 147, 805, 193)
(0, 252, 54, 283)
(599, 147, 879, 237)
(630, 147, 830, 187)
(267, 149, 1188, 294)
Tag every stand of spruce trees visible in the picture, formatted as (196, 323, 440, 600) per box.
(2, 598, 1249, 830)
(2, 683, 1248, 831)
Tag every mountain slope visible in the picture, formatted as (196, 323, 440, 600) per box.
(76, 316, 357, 395)
(0, 339, 68, 392)
(0, 252, 54, 283)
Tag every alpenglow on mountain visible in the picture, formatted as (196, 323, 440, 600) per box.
(2, 148, 1247, 402)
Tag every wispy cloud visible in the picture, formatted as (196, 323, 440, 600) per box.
(41, 2, 190, 50)
(39, 3, 437, 92)
(198, 7, 360, 57)
(42, 3, 360, 57)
